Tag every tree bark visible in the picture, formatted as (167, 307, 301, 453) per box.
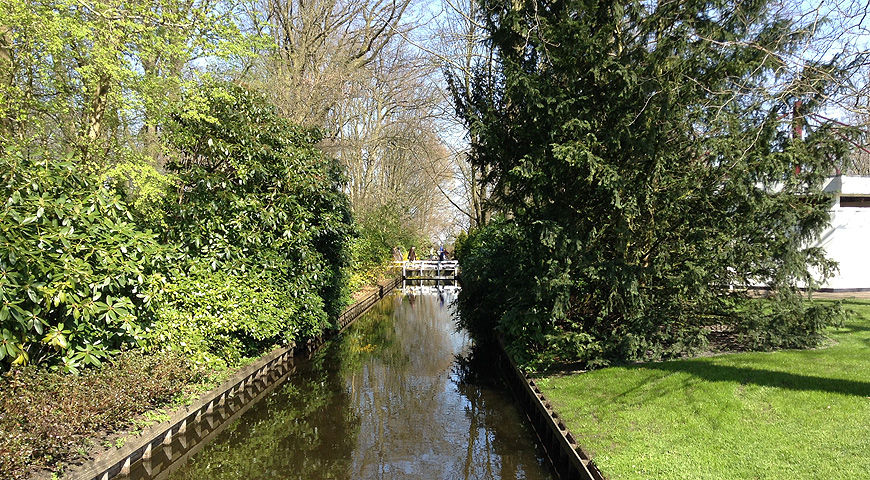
(0, 24, 14, 141)
(81, 73, 111, 163)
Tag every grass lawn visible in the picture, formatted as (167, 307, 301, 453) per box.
(537, 300, 870, 480)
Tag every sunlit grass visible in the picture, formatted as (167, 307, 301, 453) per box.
(538, 300, 870, 479)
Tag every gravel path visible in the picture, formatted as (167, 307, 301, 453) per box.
(803, 291, 870, 300)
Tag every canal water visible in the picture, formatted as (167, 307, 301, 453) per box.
(165, 286, 555, 479)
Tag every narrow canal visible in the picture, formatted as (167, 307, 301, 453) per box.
(161, 286, 556, 479)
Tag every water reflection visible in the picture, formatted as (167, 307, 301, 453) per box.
(167, 292, 553, 480)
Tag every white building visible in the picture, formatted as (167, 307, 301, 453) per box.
(813, 176, 870, 291)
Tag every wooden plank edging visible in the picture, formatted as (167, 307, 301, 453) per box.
(65, 277, 402, 480)
(497, 336, 605, 480)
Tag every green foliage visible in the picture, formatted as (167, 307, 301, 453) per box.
(0, 0, 259, 166)
(455, 0, 849, 368)
(349, 202, 428, 289)
(148, 267, 326, 369)
(455, 218, 551, 360)
(0, 80, 359, 372)
(0, 146, 162, 371)
(452, 229, 471, 263)
(104, 156, 175, 225)
(148, 81, 354, 364)
(730, 299, 845, 350)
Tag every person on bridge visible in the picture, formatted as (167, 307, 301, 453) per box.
(408, 246, 417, 262)
(438, 246, 446, 262)
(393, 246, 403, 262)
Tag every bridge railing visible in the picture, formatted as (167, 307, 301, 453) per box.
(392, 260, 459, 270)
(393, 260, 460, 280)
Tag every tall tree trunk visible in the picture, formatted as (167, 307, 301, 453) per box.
(0, 24, 14, 141)
(81, 73, 111, 164)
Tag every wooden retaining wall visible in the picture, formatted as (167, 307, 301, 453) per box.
(498, 337, 605, 480)
(67, 276, 402, 480)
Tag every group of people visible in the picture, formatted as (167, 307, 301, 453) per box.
(392, 245, 450, 262)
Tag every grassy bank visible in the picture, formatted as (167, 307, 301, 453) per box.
(537, 300, 870, 479)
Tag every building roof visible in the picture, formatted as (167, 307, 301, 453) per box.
(822, 176, 870, 195)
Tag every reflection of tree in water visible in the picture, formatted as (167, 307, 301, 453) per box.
(168, 350, 360, 480)
(336, 298, 407, 375)
(451, 339, 502, 388)
(347, 294, 456, 478)
(170, 355, 359, 480)
(168, 298, 404, 480)
(348, 294, 552, 479)
(452, 342, 553, 480)
(168, 294, 551, 480)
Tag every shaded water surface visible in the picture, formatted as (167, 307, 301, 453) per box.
(166, 288, 554, 479)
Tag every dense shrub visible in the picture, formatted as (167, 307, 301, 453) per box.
(0, 147, 162, 371)
(730, 299, 844, 350)
(457, 217, 844, 371)
(146, 82, 354, 365)
(0, 82, 360, 371)
(454, 217, 595, 367)
(148, 266, 327, 369)
(0, 350, 199, 480)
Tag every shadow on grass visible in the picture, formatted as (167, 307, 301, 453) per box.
(830, 322, 870, 349)
(832, 323, 870, 335)
(636, 361, 870, 397)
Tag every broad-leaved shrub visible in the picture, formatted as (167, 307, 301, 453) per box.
(0, 147, 162, 371)
(146, 82, 354, 364)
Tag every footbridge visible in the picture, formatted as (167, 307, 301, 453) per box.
(396, 260, 460, 281)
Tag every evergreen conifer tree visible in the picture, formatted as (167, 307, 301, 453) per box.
(454, 0, 849, 366)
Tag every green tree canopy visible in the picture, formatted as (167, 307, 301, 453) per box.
(0, 0, 256, 167)
(454, 0, 850, 368)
